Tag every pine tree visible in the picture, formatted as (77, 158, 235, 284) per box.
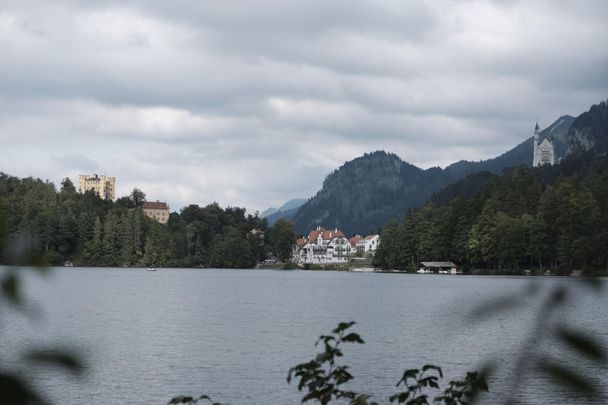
(82, 216, 102, 265)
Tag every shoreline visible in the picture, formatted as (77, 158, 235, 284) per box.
(3, 264, 603, 277)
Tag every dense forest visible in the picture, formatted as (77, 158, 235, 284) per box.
(0, 175, 289, 268)
(373, 154, 608, 273)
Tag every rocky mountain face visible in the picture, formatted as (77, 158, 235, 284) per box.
(545, 115, 575, 157)
(567, 99, 608, 155)
(291, 116, 576, 235)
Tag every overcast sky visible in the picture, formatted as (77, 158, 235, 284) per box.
(1, 0, 607, 213)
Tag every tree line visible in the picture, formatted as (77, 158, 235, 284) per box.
(373, 154, 608, 274)
(0, 173, 294, 268)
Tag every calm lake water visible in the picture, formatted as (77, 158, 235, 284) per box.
(1, 267, 607, 404)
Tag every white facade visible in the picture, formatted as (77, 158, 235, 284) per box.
(356, 235, 380, 254)
(533, 122, 555, 167)
(328, 237, 352, 260)
(292, 227, 354, 264)
(294, 237, 351, 264)
(293, 229, 380, 264)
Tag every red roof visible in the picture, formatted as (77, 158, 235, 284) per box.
(308, 227, 345, 241)
(308, 230, 321, 241)
(142, 201, 169, 210)
(295, 238, 306, 248)
(349, 236, 362, 246)
(321, 229, 345, 240)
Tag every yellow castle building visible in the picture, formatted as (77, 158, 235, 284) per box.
(78, 174, 116, 201)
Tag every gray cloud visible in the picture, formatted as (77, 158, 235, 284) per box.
(1, 0, 607, 212)
(50, 153, 99, 172)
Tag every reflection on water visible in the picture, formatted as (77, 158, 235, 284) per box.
(2, 268, 606, 404)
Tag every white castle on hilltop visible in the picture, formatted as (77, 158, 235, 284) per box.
(532, 121, 555, 167)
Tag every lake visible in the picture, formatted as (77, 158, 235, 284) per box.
(1, 267, 606, 404)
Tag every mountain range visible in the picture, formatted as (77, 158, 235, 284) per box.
(290, 98, 608, 236)
(261, 198, 306, 218)
(261, 198, 306, 226)
(287, 114, 578, 235)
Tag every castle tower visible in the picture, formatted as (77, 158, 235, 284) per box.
(532, 122, 540, 167)
(532, 122, 555, 167)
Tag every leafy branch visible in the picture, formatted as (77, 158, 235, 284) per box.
(287, 321, 376, 405)
(288, 322, 488, 405)
(0, 213, 85, 405)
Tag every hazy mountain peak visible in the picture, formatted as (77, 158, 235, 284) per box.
(261, 198, 306, 219)
(278, 198, 306, 212)
(260, 207, 279, 218)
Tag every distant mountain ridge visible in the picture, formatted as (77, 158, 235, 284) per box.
(265, 205, 300, 226)
(292, 116, 576, 235)
(261, 198, 306, 218)
(278, 198, 306, 212)
(262, 198, 306, 226)
(261, 207, 279, 218)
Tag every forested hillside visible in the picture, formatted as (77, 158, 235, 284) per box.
(293, 152, 422, 235)
(0, 176, 271, 268)
(293, 116, 573, 235)
(373, 99, 608, 274)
